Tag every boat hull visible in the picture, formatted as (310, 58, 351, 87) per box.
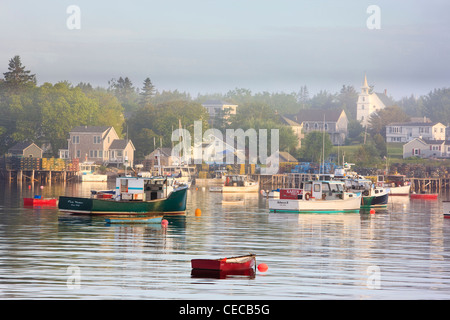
(24, 198, 58, 207)
(105, 216, 163, 224)
(361, 193, 389, 208)
(389, 185, 411, 196)
(191, 255, 256, 271)
(410, 193, 438, 200)
(58, 186, 187, 215)
(81, 174, 108, 182)
(269, 195, 361, 213)
(444, 201, 450, 219)
(222, 184, 259, 193)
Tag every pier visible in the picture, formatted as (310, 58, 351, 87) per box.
(251, 173, 450, 193)
(0, 156, 79, 184)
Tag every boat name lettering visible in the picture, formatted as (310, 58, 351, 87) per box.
(67, 200, 84, 207)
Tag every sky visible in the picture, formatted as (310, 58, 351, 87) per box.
(0, 0, 449, 99)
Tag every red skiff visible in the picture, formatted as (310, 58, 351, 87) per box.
(191, 254, 256, 271)
(410, 193, 438, 200)
(24, 198, 58, 206)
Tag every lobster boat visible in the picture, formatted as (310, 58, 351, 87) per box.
(58, 176, 188, 215)
(24, 196, 58, 207)
(410, 193, 438, 200)
(191, 254, 256, 271)
(269, 180, 361, 213)
(222, 175, 259, 193)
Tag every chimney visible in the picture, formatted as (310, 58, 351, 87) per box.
(384, 89, 387, 95)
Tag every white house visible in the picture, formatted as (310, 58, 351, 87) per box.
(201, 100, 238, 126)
(403, 138, 450, 159)
(196, 131, 244, 164)
(356, 75, 392, 127)
(386, 122, 446, 143)
(59, 126, 135, 167)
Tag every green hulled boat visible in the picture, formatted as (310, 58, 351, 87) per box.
(58, 176, 188, 215)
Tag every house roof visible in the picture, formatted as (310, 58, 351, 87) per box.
(8, 142, 42, 152)
(279, 115, 302, 126)
(202, 100, 237, 106)
(407, 137, 450, 145)
(296, 109, 345, 122)
(71, 126, 111, 133)
(279, 151, 297, 162)
(373, 92, 394, 108)
(388, 122, 443, 127)
(109, 139, 135, 150)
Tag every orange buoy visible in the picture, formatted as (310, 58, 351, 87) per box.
(161, 219, 169, 227)
(257, 263, 268, 272)
(195, 208, 202, 216)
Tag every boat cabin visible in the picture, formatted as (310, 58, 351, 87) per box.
(377, 174, 410, 187)
(303, 180, 348, 200)
(224, 175, 254, 187)
(115, 176, 177, 201)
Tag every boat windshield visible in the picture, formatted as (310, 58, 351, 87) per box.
(330, 183, 344, 192)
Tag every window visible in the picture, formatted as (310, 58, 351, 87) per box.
(324, 123, 328, 131)
(72, 135, 79, 144)
(94, 136, 101, 144)
(99, 150, 103, 158)
(362, 105, 364, 110)
(76, 150, 81, 158)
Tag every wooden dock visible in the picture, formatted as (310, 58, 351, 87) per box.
(251, 173, 450, 193)
(0, 156, 79, 184)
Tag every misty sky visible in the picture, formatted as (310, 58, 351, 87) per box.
(0, 0, 449, 99)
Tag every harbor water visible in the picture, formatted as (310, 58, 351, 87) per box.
(1, 180, 450, 299)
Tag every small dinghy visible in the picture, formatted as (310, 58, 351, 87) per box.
(191, 254, 256, 271)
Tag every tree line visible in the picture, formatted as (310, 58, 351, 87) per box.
(1, 55, 449, 165)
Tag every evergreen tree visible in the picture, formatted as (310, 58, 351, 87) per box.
(140, 77, 155, 106)
(2, 55, 36, 93)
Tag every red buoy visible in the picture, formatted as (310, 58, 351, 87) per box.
(370, 209, 375, 214)
(161, 219, 169, 227)
(257, 263, 268, 272)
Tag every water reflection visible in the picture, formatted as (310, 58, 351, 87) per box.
(1, 180, 450, 299)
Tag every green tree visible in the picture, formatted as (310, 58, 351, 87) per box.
(127, 100, 209, 158)
(337, 85, 358, 120)
(140, 77, 155, 106)
(2, 55, 36, 94)
(300, 131, 333, 163)
(422, 88, 450, 125)
(108, 77, 139, 112)
(368, 105, 410, 137)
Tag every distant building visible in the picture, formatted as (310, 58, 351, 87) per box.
(356, 75, 393, 126)
(291, 109, 348, 145)
(403, 138, 450, 159)
(59, 126, 135, 167)
(279, 115, 304, 148)
(386, 121, 446, 143)
(143, 148, 174, 169)
(8, 142, 43, 158)
(201, 100, 238, 126)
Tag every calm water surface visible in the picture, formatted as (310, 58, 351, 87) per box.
(1, 180, 450, 299)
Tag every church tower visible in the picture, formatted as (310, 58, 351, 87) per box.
(356, 74, 371, 126)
